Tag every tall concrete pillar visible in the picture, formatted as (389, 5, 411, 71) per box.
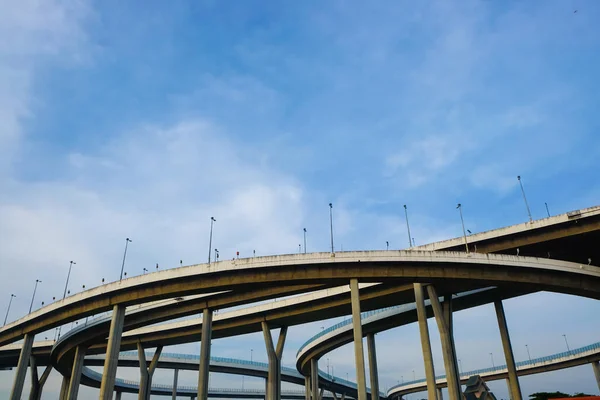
(59, 375, 70, 400)
(311, 358, 319, 400)
(366, 334, 380, 400)
(592, 361, 600, 391)
(505, 378, 512, 400)
(413, 283, 437, 400)
(28, 356, 52, 400)
(100, 305, 126, 400)
(437, 387, 443, 400)
(443, 295, 461, 391)
(9, 333, 34, 400)
(197, 308, 213, 400)
(137, 343, 163, 400)
(172, 368, 179, 400)
(66, 345, 86, 400)
(427, 286, 460, 400)
(350, 278, 367, 400)
(115, 392, 122, 400)
(262, 322, 288, 400)
(304, 376, 311, 400)
(494, 301, 522, 400)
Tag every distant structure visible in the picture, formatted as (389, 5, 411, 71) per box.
(464, 375, 497, 400)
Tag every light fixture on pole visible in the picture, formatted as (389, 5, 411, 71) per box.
(3, 294, 16, 326)
(562, 334, 571, 354)
(63, 261, 76, 299)
(29, 279, 42, 314)
(545, 202, 550, 217)
(303, 228, 307, 254)
(208, 217, 216, 265)
(517, 176, 533, 222)
(403, 205, 412, 248)
(457, 204, 469, 253)
(329, 203, 334, 253)
(525, 344, 532, 362)
(215, 248, 219, 262)
(489, 352, 495, 368)
(119, 238, 132, 281)
(143, 268, 148, 274)
(250, 349, 253, 362)
(386, 241, 389, 251)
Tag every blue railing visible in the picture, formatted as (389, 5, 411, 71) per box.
(388, 341, 600, 392)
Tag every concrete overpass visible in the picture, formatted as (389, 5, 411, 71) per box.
(0, 205, 598, 400)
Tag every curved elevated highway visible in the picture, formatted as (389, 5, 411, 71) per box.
(0, 205, 598, 400)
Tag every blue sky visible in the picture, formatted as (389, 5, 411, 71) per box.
(1, 0, 599, 398)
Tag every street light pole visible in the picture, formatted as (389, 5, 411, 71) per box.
(562, 334, 571, 354)
(517, 176, 533, 222)
(3, 294, 16, 326)
(545, 202, 551, 217)
(457, 204, 469, 253)
(215, 248, 219, 262)
(63, 261, 76, 299)
(329, 203, 334, 253)
(403, 205, 412, 248)
(303, 228, 307, 254)
(490, 352, 495, 368)
(386, 241, 389, 251)
(208, 217, 216, 265)
(119, 238, 132, 281)
(525, 344, 532, 362)
(250, 349, 253, 362)
(29, 279, 41, 314)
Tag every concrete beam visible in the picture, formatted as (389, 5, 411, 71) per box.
(592, 361, 600, 391)
(350, 278, 367, 400)
(100, 305, 126, 400)
(427, 286, 461, 400)
(66, 345, 86, 400)
(494, 301, 522, 400)
(9, 332, 34, 400)
(414, 283, 437, 400)
(197, 308, 213, 400)
(366, 334, 380, 400)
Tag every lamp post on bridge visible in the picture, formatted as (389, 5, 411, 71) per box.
(562, 334, 571, 354)
(403, 205, 412, 248)
(120, 238, 132, 281)
(63, 261, 76, 299)
(29, 279, 41, 314)
(329, 203, 334, 253)
(457, 204, 469, 253)
(517, 175, 533, 222)
(3, 294, 16, 326)
(525, 344, 532, 362)
(490, 352, 495, 368)
(208, 217, 216, 265)
(303, 228, 307, 254)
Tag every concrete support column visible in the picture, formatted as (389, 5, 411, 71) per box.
(9, 332, 34, 400)
(304, 376, 311, 400)
(261, 322, 288, 400)
(310, 358, 319, 400)
(115, 392, 122, 400)
(197, 308, 213, 400)
(592, 361, 600, 391)
(437, 388, 443, 400)
(172, 368, 179, 400)
(59, 375, 70, 400)
(137, 343, 163, 400)
(414, 283, 437, 400)
(66, 345, 86, 400)
(505, 378, 511, 400)
(366, 334, 380, 400)
(28, 356, 52, 400)
(100, 305, 126, 400)
(427, 286, 460, 400)
(350, 278, 367, 400)
(443, 295, 461, 390)
(494, 301, 522, 400)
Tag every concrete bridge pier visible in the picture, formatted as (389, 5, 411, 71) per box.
(592, 361, 600, 391)
(114, 392, 122, 400)
(59, 375, 70, 400)
(9, 332, 34, 400)
(137, 343, 163, 400)
(437, 387, 443, 400)
(427, 286, 461, 400)
(304, 375, 311, 400)
(311, 358, 319, 400)
(366, 333, 380, 400)
(262, 322, 288, 400)
(66, 344, 87, 400)
(414, 283, 437, 400)
(197, 308, 213, 400)
(100, 305, 126, 400)
(494, 301, 522, 400)
(172, 368, 179, 400)
(28, 356, 52, 400)
(350, 278, 368, 400)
